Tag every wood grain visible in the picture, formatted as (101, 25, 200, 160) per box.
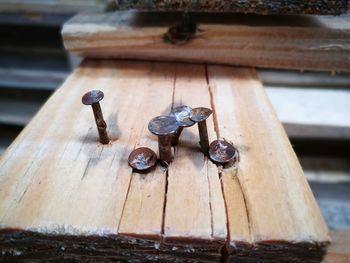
(0, 60, 329, 262)
(62, 12, 350, 72)
(116, 0, 348, 15)
(208, 66, 329, 262)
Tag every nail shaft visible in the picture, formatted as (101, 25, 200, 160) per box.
(158, 135, 173, 164)
(198, 121, 209, 155)
(91, 103, 109, 144)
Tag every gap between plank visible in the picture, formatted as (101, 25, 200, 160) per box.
(205, 64, 253, 248)
(205, 64, 220, 139)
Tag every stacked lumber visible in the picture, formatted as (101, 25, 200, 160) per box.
(62, 12, 350, 72)
(0, 60, 329, 262)
(116, 0, 348, 15)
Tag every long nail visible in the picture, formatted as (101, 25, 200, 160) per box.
(190, 107, 212, 155)
(82, 90, 109, 144)
(148, 116, 178, 165)
(170, 105, 195, 146)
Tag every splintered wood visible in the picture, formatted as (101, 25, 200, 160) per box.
(62, 12, 350, 72)
(0, 60, 329, 262)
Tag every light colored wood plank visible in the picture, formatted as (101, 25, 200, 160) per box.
(118, 62, 175, 239)
(0, 60, 330, 262)
(0, 0, 111, 14)
(208, 66, 329, 260)
(266, 87, 350, 129)
(324, 231, 350, 263)
(62, 12, 350, 72)
(164, 63, 227, 243)
(0, 60, 170, 236)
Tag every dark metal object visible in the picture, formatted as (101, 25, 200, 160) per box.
(148, 116, 178, 165)
(128, 147, 157, 172)
(170, 105, 195, 145)
(190, 107, 212, 155)
(163, 13, 197, 45)
(82, 90, 109, 144)
(209, 139, 237, 167)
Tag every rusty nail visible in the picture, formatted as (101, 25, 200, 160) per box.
(82, 90, 109, 144)
(148, 116, 178, 166)
(170, 105, 195, 146)
(128, 147, 157, 173)
(209, 139, 237, 168)
(190, 107, 212, 155)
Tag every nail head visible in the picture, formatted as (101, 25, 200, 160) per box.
(170, 105, 195, 127)
(148, 116, 179, 136)
(209, 139, 237, 164)
(128, 147, 157, 171)
(190, 107, 212, 122)
(82, 90, 104, 105)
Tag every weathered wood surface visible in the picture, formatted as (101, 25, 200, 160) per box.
(0, 0, 113, 14)
(0, 60, 329, 262)
(115, 0, 348, 15)
(324, 231, 350, 263)
(62, 12, 350, 72)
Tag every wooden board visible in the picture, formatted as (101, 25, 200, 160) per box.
(0, 60, 329, 262)
(115, 0, 348, 15)
(0, 0, 113, 14)
(62, 12, 350, 72)
(325, 231, 350, 263)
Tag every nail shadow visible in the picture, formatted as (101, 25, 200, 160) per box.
(173, 127, 206, 170)
(107, 112, 121, 141)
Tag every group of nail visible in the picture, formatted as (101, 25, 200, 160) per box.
(82, 90, 237, 174)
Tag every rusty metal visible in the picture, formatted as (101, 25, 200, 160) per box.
(190, 107, 212, 155)
(209, 139, 237, 167)
(163, 13, 197, 45)
(170, 105, 195, 145)
(148, 116, 178, 165)
(82, 90, 109, 144)
(128, 147, 157, 173)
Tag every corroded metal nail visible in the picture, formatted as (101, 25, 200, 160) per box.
(163, 12, 197, 45)
(148, 116, 178, 166)
(170, 105, 195, 146)
(82, 90, 109, 144)
(128, 147, 157, 173)
(209, 139, 237, 167)
(190, 107, 212, 155)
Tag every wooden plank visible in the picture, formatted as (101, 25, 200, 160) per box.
(161, 63, 226, 261)
(117, 62, 174, 255)
(0, 0, 112, 14)
(266, 87, 350, 139)
(324, 231, 350, 263)
(62, 12, 350, 72)
(0, 60, 329, 262)
(116, 0, 348, 15)
(207, 66, 329, 262)
(258, 70, 350, 88)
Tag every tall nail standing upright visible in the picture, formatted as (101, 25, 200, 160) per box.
(148, 116, 179, 165)
(190, 107, 212, 155)
(170, 105, 195, 146)
(82, 90, 109, 144)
